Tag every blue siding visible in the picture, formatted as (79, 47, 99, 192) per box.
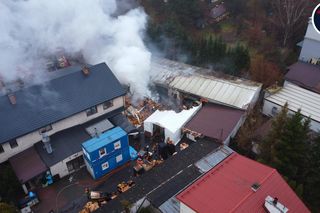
(82, 127, 129, 163)
(82, 127, 131, 180)
(86, 148, 131, 179)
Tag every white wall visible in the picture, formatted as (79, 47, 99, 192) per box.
(262, 99, 320, 132)
(180, 202, 196, 213)
(0, 96, 124, 163)
(223, 113, 247, 145)
(50, 151, 84, 178)
(299, 21, 320, 62)
(299, 39, 320, 62)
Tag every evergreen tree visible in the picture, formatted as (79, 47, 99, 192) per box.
(228, 43, 250, 72)
(304, 134, 320, 212)
(273, 110, 310, 182)
(259, 103, 289, 164)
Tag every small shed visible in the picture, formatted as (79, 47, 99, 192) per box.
(144, 105, 201, 145)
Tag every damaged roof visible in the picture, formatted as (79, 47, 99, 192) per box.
(285, 62, 320, 93)
(150, 58, 261, 110)
(0, 63, 126, 144)
(170, 75, 260, 110)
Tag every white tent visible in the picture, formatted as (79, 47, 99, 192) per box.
(144, 105, 201, 145)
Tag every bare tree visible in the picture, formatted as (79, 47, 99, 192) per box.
(271, 0, 309, 46)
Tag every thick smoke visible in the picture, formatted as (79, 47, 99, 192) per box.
(0, 0, 151, 99)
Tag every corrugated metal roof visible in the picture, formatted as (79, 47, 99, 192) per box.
(265, 83, 320, 122)
(170, 75, 261, 109)
(159, 197, 180, 213)
(150, 58, 196, 85)
(82, 127, 126, 153)
(157, 144, 233, 213)
(177, 153, 310, 213)
(195, 145, 234, 173)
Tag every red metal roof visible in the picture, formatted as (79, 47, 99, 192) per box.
(285, 62, 320, 94)
(185, 103, 244, 141)
(177, 153, 310, 213)
(9, 146, 47, 183)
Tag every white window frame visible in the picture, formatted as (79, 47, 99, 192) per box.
(101, 161, 109, 170)
(103, 100, 113, 110)
(99, 148, 107, 158)
(114, 141, 121, 150)
(271, 106, 278, 116)
(86, 106, 98, 116)
(116, 154, 123, 163)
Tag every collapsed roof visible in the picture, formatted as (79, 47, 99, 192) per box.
(150, 57, 262, 110)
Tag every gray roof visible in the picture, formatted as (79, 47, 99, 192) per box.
(34, 125, 89, 167)
(0, 63, 126, 144)
(35, 109, 124, 167)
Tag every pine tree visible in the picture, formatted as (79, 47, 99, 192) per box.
(304, 134, 320, 212)
(273, 110, 310, 182)
(259, 103, 289, 164)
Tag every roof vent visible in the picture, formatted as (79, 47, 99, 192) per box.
(82, 66, 90, 76)
(264, 196, 288, 213)
(7, 93, 17, 105)
(251, 182, 261, 192)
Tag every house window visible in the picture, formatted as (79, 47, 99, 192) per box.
(101, 161, 109, 170)
(9, 140, 18, 149)
(116, 154, 123, 163)
(0, 145, 4, 153)
(39, 124, 52, 134)
(271, 107, 278, 116)
(86, 106, 97, 116)
(99, 148, 106, 158)
(103, 100, 113, 110)
(114, 141, 121, 150)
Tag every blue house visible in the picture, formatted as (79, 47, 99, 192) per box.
(82, 127, 130, 179)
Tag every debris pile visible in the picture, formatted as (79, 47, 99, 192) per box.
(125, 96, 168, 127)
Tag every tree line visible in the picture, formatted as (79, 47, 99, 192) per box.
(233, 104, 320, 212)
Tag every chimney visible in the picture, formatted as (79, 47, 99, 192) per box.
(7, 93, 17, 105)
(273, 197, 278, 205)
(82, 66, 90, 76)
(41, 133, 53, 154)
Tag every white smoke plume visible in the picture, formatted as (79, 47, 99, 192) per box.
(0, 0, 151, 99)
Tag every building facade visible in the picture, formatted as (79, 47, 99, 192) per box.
(0, 63, 127, 193)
